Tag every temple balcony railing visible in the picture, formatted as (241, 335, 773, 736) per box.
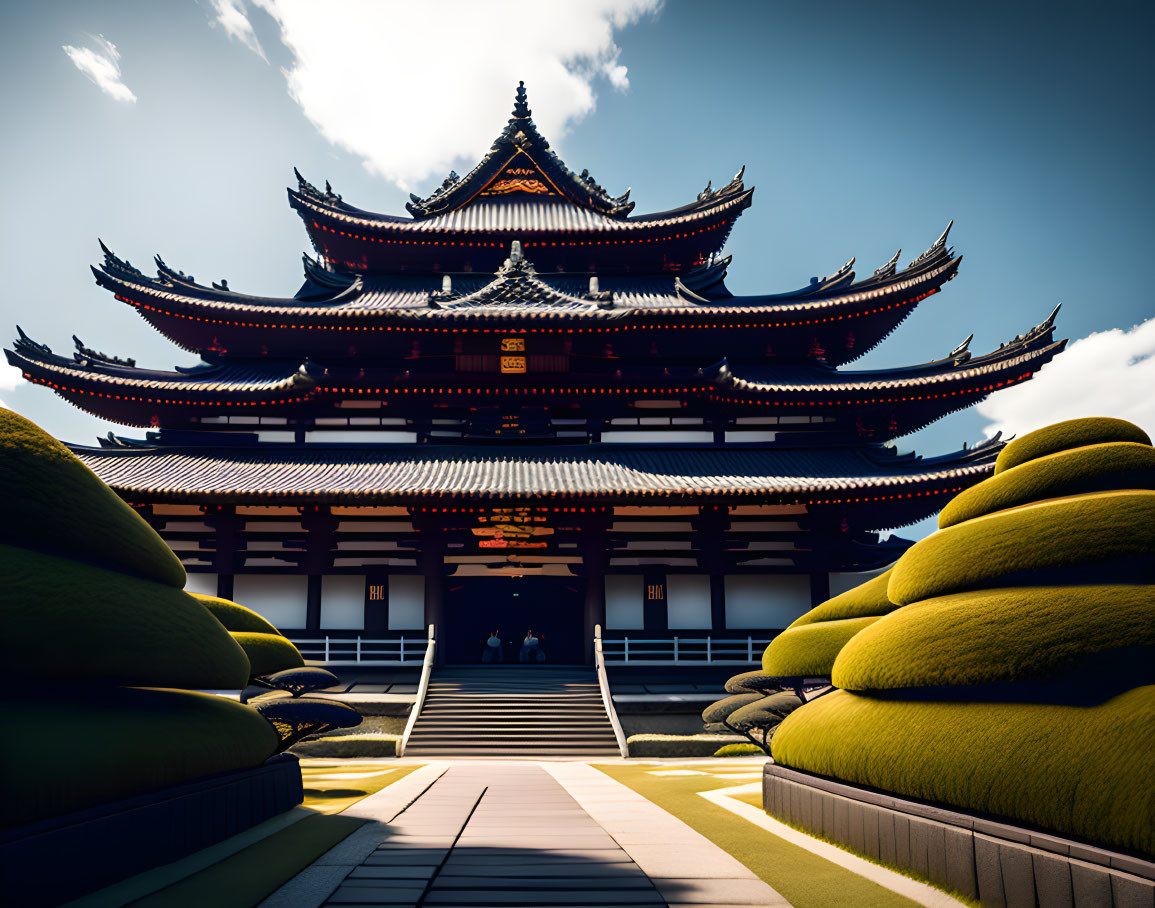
(286, 633, 429, 665)
(599, 634, 772, 665)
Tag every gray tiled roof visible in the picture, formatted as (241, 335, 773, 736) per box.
(74, 443, 996, 502)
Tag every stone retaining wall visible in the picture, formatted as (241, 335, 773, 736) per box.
(763, 763, 1155, 907)
(1, 754, 303, 905)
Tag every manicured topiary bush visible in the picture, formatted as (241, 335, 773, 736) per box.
(761, 616, 881, 677)
(832, 585, 1155, 691)
(787, 569, 896, 626)
(993, 416, 1151, 474)
(2, 544, 250, 689)
(0, 408, 186, 587)
(770, 686, 1155, 857)
(939, 442, 1155, 528)
(193, 593, 283, 635)
(713, 742, 766, 757)
(0, 409, 319, 832)
(1, 686, 281, 828)
(771, 417, 1155, 859)
(192, 592, 308, 681)
(726, 692, 803, 736)
(231, 631, 306, 676)
(626, 733, 744, 757)
(887, 490, 1155, 605)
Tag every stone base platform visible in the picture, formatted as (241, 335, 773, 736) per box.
(763, 763, 1154, 907)
(1, 754, 303, 906)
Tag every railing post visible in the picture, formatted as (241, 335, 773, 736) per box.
(624, 636, 630, 663)
(706, 635, 712, 663)
(400, 636, 405, 663)
(356, 636, 362, 663)
(673, 637, 679, 663)
(324, 635, 330, 662)
(748, 636, 753, 662)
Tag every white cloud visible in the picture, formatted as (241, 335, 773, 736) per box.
(208, 0, 268, 62)
(251, 0, 661, 189)
(977, 317, 1155, 439)
(0, 360, 25, 411)
(62, 35, 137, 103)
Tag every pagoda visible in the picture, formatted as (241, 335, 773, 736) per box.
(7, 83, 1065, 664)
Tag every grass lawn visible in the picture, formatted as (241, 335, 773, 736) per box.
(92, 761, 423, 907)
(594, 762, 919, 908)
(302, 759, 420, 813)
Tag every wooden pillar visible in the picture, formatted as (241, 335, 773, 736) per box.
(306, 574, 323, 631)
(420, 537, 445, 664)
(363, 573, 388, 634)
(302, 506, 336, 631)
(582, 524, 607, 665)
(642, 571, 668, 632)
(208, 505, 237, 600)
(710, 574, 726, 632)
(698, 505, 728, 632)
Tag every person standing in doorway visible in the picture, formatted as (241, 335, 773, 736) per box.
(519, 629, 540, 663)
(483, 630, 502, 663)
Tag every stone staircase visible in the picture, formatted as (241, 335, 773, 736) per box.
(403, 667, 622, 757)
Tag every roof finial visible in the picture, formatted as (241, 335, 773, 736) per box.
(512, 80, 531, 118)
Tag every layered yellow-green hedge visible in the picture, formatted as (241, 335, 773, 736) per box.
(762, 616, 880, 677)
(940, 442, 1155, 528)
(832, 585, 1155, 691)
(0, 408, 185, 587)
(0, 687, 281, 828)
(994, 416, 1151, 474)
(232, 632, 305, 676)
(1, 544, 251, 689)
(788, 570, 896, 628)
(193, 593, 283, 636)
(888, 490, 1155, 605)
(770, 686, 1155, 857)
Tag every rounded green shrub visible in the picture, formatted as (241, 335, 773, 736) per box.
(724, 671, 784, 694)
(770, 686, 1155, 858)
(762, 616, 880, 677)
(888, 490, 1155, 605)
(232, 632, 305, 676)
(0, 408, 185, 587)
(193, 593, 283, 636)
(702, 692, 762, 725)
(940, 442, 1155, 528)
(994, 417, 1150, 474)
(1, 544, 250, 689)
(626, 734, 743, 757)
(0, 686, 280, 828)
(788, 569, 895, 628)
(714, 742, 765, 757)
(832, 585, 1155, 691)
(727, 692, 803, 733)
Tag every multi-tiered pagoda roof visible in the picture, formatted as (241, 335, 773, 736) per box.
(7, 82, 1065, 585)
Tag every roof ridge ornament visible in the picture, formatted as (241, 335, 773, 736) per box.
(512, 80, 531, 119)
(154, 254, 194, 285)
(98, 239, 144, 278)
(293, 167, 341, 204)
(496, 240, 536, 277)
(873, 249, 901, 280)
(72, 335, 135, 367)
(908, 220, 954, 269)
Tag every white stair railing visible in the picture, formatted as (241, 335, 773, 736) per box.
(593, 624, 629, 758)
(397, 624, 436, 758)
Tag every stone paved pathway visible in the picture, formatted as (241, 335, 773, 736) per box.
(262, 761, 787, 908)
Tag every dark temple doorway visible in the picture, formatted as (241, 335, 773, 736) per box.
(443, 577, 585, 665)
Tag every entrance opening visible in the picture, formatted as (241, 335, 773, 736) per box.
(443, 577, 585, 665)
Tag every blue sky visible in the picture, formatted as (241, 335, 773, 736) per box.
(1, 1, 1152, 538)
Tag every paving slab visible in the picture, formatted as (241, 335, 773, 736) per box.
(272, 760, 793, 908)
